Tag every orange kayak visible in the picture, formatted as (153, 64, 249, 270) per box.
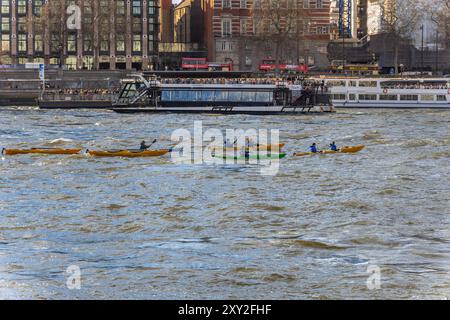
(2, 148, 82, 155)
(293, 145, 365, 157)
(88, 149, 170, 157)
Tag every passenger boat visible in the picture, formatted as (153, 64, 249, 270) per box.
(111, 74, 333, 115)
(321, 78, 449, 109)
(293, 145, 365, 157)
(2, 148, 82, 155)
(87, 149, 170, 157)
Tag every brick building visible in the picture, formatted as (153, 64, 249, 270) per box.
(0, 0, 160, 70)
(212, 0, 333, 70)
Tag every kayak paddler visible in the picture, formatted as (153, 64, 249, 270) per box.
(309, 143, 318, 153)
(140, 140, 151, 151)
(330, 141, 338, 151)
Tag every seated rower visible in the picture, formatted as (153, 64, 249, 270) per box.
(330, 141, 338, 151)
(223, 139, 232, 148)
(140, 140, 151, 151)
(309, 143, 319, 153)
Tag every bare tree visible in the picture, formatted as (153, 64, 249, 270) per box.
(379, 0, 421, 75)
(45, 0, 68, 68)
(252, 0, 305, 73)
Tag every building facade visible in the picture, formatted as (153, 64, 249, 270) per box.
(174, 0, 211, 50)
(0, 0, 159, 70)
(212, 0, 334, 70)
(160, 0, 174, 43)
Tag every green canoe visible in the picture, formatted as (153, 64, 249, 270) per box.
(214, 153, 287, 160)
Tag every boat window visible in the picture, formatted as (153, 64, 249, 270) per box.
(214, 91, 228, 101)
(359, 94, 377, 100)
(256, 91, 272, 102)
(437, 95, 447, 101)
(349, 94, 356, 100)
(379, 94, 398, 101)
(420, 94, 434, 101)
(200, 91, 214, 101)
(161, 90, 171, 101)
(327, 80, 346, 87)
(400, 95, 418, 101)
(171, 90, 190, 101)
(358, 81, 377, 87)
(242, 91, 256, 102)
(382, 81, 446, 89)
(349, 81, 357, 87)
(183, 91, 197, 101)
(228, 91, 242, 101)
(332, 94, 346, 100)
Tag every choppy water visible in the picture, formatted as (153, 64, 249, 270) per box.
(0, 107, 449, 299)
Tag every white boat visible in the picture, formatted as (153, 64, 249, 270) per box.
(321, 78, 449, 109)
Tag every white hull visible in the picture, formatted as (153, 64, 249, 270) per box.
(333, 102, 450, 109)
(320, 77, 450, 109)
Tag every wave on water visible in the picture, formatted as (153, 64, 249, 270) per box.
(362, 131, 383, 140)
(48, 138, 74, 145)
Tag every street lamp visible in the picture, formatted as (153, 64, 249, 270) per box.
(420, 24, 424, 74)
(430, 13, 439, 75)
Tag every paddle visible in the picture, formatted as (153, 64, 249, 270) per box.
(148, 139, 157, 149)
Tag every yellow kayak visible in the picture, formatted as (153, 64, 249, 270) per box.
(2, 148, 82, 155)
(293, 145, 365, 157)
(211, 143, 285, 152)
(88, 149, 170, 157)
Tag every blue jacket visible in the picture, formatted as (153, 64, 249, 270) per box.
(330, 143, 337, 151)
(310, 145, 318, 153)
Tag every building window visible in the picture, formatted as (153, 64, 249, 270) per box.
(17, 0, 26, 15)
(1, 34, 9, 51)
(116, 35, 125, 52)
(303, 0, 309, 9)
(222, 18, 231, 37)
(240, 0, 247, 8)
(117, 1, 126, 15)
(33, 0, 43, 16)
(223, 0, 231, 8)
(240, 19, 247, 35)
(149, 40, 156, 53)
(316, 0, 323, 8)
(216, 40, 233, 52)
(1, 16, 10, 32)
(17, 17, 27, 33)
(66, 56, 77, 70)
(133, 34, 142, 52)
(132, 0, 142, 16)
(67, 34, 77, 52)
(84, 34, 93, 52)
(1, 0, 10, 15)
(34, 34, 43, 52)
(18, 34, 27, 52)
(100, 36, 109, 52)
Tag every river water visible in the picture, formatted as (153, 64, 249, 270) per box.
(0, 107, 449, 299)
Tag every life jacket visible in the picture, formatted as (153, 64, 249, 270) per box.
(310, 145, 318, 153)
(330, 144, 337, 151)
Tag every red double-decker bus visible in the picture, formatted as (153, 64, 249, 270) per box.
(259, 58, 308, 74)
(181, 58, 233, 71)
(181, 57, 209, 70)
